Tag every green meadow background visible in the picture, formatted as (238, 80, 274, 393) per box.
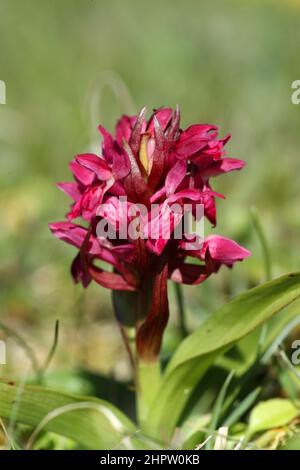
(0, 0, 300, 393)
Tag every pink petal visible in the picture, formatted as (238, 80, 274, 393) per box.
(129, 107, 147, 156)
(197, 157, 245, 179)
(69, 160, 95, 186)
(202, 235, 251, 264)
(175, 124, 218, 159)
(71, 253, 92, 287)
(165, 160, 187, 196)
(111, 147, 131, 179)
(166, 105, 181, 140)
(80, 185, 107, 221)
(49, 221, 101, 255)
(168, 188, 222, 204)
(123, 140, 151, 206)
(67, 183, 110, 222)
(49, 221, 88, 248)
(170, 263, 207, 285)
(203, 195, 217, 226)
(147, 108, 173, 133)
(76, 153, 112, 181)
(57, 182, 82, 201)
(115, 114, 137, 144)
(89, 265, 136, 291)
(96, 195, 132, 233)
(98, 125, 114, 164)
(147, 116, 169, 192)
(145, 202, 183, 255)
(150, 186, 167, 203)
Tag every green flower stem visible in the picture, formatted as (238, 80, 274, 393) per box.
(137, 359, 162, 430)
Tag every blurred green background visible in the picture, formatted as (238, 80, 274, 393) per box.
(0, 0, 300, 391)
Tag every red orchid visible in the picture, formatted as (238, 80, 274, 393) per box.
(49, 106, 250, 362)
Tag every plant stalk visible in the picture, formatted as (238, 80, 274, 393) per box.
(137, 359, 162, 430)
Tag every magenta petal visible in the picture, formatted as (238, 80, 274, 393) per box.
(112, 147, 131, 179)
(89, 265, 136, 291)
(49, 222, 88, 248)
(110, 243, 135, 260)
(99, 125, 131, 178)
(71, 253, 92, 287)
(96, 195, 132, 233)
(66, 183, 109, 222)
(147, 117, 169, 191)
(150, 186, 167, 203)
(168, 188, 221, 204)
(175, 124, 218, 158)
(146, 238, 168, 256)
(109, 180, 127, 196)
(57, 182, 81, 201)
(69, 160, 95, 186)
(67, 201, 82, 221)
(167, 188, 202, 204)
(115, 114, 137, 144)
(147, 108, 173, 133)
(129, 107, 147, 156)
(166, 104, 181, 140)
(170, 263, 207, 285)
(80, 185, 107, 221)
(202, 235, 251, 264)
(145, 201, 183, 255)
(49, 221, 102, 256)
(98, 125, 115, 164)
(204, 195, 217, 226)
(165, 160, 187, 196)
(76, 153, 112, 181)
(123, 140, 151, 206)
(199, 158, 246, 178)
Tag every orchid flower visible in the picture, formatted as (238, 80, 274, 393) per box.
(50, 106, 250, 362)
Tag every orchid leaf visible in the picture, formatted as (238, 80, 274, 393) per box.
(147, 273, 300, 440)
(247, 399, 299, 438)
(0, 381, 161, 450)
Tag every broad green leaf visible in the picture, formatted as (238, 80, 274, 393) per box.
(247, 399, 299, 437)
(231, 298, 300, 375)
(179, 414, 210, 450)
(147, 273, 300, 440)
(0, 381, 160, 450)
